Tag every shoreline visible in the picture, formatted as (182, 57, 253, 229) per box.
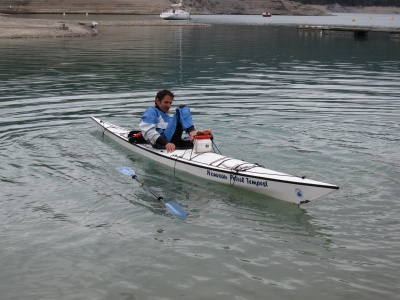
(0, 16, 94, 39)
(1, 6, 399, 40)
(0, 15, 210, 39)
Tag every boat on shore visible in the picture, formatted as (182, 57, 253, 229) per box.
(160, 0, 190, 20)
(262, 11, 272, 17)
(91, 116, 338, 204)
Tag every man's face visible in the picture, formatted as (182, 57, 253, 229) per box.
(156, 95, 173, 113)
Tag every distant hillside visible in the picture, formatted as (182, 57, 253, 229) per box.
(0, 0, 399, 15)
(296, 0, 400, 6)
(0, 0, 326, 15)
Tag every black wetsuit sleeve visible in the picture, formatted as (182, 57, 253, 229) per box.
(186, 125, 195, 133)
(155, 135, 168, 146)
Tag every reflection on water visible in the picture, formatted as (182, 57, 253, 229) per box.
(1, 19, 399, 299)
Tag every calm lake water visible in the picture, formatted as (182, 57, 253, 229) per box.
(1, 14, 399, 300)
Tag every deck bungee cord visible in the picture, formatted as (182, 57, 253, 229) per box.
(228, 162, 262, 187)
(211, 139, 222, 154)
(100, 119, 122, 141)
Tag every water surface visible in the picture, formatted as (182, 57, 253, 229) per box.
(1, 15, 399, 300)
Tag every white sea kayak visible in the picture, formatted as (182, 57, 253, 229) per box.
(91, 116, 339, 204)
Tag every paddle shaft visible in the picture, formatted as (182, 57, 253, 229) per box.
(116, 166, 186, 220)
(131, 175, 165, 204)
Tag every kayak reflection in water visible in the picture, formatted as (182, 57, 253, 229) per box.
(139, 89, 211, 153)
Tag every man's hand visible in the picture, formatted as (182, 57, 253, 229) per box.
(189, 129, 212, 142)
(165, 142, 176, 153)
(189, 131, 197, 142)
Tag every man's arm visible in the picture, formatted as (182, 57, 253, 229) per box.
(139, 108, 162, 145)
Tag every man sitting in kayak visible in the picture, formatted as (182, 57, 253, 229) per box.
(139, 89, 209, 153)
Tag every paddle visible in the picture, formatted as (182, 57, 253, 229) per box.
(116, 167, 187, 220)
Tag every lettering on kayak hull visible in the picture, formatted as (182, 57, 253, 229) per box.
(206, 169, 228, 180)
(206, 169, 268, 188)
(244, 177, 268, 188)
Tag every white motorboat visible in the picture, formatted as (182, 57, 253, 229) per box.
(91, 117, 339, 204)
(160, 0, 190, 20)
(160, 9, 190, 20)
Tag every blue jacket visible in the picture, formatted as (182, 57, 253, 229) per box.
(139, 106, 170, 145)
(139, 105, 194, 145)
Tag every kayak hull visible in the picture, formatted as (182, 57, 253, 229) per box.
(91, 117, 338, 204)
